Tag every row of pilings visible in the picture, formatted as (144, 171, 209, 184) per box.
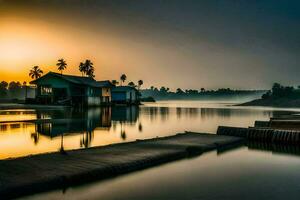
(217, 126, 300, 144)
(247, 141, 300, 156)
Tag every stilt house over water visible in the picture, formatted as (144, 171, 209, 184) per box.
(30, 72, 114, 106)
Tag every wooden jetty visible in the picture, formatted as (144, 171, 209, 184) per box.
(0, 132, 243, 199)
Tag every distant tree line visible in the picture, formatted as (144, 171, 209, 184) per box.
(261, 83, 300, 99)
(111, 74, 144, 90)
(0, 81, 34, 99)
(140, 86, 265, 100)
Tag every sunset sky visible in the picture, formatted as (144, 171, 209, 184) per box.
(0, 0, 300, 90)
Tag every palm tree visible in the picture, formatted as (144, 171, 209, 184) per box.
(56, 58, 67, 75)
(120, 74, 127, 86)
(111, 80, 119, 86)
(138, 80, 143, 90)
(86, 67, 95, 78)
(79, 62, 86, 76)
(84, 60, 95, 78)
(128, 81, 136, 87)
(29, 66, 43, 80)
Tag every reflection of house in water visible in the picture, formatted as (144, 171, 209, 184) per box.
(111, 106, 139, 123)
(200, 108, 232, 119)
(36, 108, 112, 139)
(32, 106, 139, 146)
(34, 106, 139, 143)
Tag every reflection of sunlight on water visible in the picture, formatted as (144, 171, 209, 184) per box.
(0, 110, 37, 122)
(0, 101, 299, 159)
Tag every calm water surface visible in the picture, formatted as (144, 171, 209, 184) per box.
(0, 100, 299, 159)
(22, 145, 300, 200)
(3, 101, 300, 199)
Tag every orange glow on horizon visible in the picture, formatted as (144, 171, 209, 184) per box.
(0, 16, 140, 83)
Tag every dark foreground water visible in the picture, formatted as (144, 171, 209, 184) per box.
(21, 144, 300, 200)
(1, 101, 299, 159)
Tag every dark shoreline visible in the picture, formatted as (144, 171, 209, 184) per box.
(236, 97, 300, 108)
(0, 132, 243, 199)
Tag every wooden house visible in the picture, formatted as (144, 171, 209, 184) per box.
(30, 72, 114, 106)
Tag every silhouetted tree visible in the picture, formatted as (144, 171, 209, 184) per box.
(128, 81, 136, 87)
(29, 66, 43, 80)
(0, 81, 8, 98)
(111, 80, 119, 86)
(176, 88, 184, 94)
(138, 80, 143, 90)
(272, 83, 282, 97)
(56, 58, 67, 74)
(120, 74, 127, 86)
(84, 60, 95, 78)
(8, 81, 21, 90)
(86, 66, 95, 78)
(79, 62, 86, 76)
(9, 81, 22, 97)
(160, 87, 168, 94)
(272, 83, 294, 97)
(262, 91, 271, 99)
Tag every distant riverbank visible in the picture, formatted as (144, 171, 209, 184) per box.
(238, 97, 300, 108)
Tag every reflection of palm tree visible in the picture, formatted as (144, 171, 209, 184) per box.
(29, 66, 43, 80)
(59, 133, 67, 154)
(120, 74, 127, 86)
(121, 130, 126, 140)
(56, 58, 67, 74)
(120, 122, 126, 140)
(80, 130, 93, 148)
(31, 132, 39, 145)
(30, 124, 39, 145)
(138, 122, 143, 132)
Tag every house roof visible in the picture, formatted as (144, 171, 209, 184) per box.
(30, 72, 114, 88)
(112, 86, 138, 92)
(96, 81, 115, 88)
